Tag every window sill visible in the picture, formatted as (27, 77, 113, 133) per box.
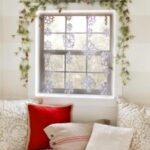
(36, 93, 116, 107)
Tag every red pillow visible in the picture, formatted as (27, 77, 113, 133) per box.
(27, 104, 72, 150)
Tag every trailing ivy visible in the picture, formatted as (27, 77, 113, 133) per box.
(14, 0, 133, 87)
(100, 0, 134, 85)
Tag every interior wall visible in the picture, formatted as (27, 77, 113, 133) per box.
(0, 0, 3, 98)
(123, 0, 150, 105)
(0, 0, 150, 106)
(0, 0, 27, 99)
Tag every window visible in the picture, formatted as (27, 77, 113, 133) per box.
(36, 10, 115, 96)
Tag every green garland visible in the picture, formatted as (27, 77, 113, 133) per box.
(14, 0, 133, 87)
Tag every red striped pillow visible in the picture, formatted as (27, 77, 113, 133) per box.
(44, 123, 93, 150)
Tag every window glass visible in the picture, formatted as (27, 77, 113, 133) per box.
(38, 12, 114, 96)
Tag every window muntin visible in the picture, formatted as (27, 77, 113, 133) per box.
(38, 11, 114, 96)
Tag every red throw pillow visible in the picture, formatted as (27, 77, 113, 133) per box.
(27, 104, 72, 150)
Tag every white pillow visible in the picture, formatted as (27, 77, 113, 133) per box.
(44, 123, 93, 150)
(117, 98, 150, 150)
(86, 123, 133, 150)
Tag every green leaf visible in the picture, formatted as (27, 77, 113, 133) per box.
(16, 0, 134, 86)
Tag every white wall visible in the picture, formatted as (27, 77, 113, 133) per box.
(0, 0, 3, 98)
(0, 0, 150, 107)
(123, 0, 150, 105)
(0, 0, 27, 99)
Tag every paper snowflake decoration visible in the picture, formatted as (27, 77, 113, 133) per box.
(63, 34, 75, 48)
(66, 51, 73, 64)
(87, 27, 93, 37)
(44, 28, 51, 36)
(98, 81, 110, 95)
(82, 75, 95, 93)
(66, 16, 72, 21)
(42, 80, 53, 93)
(44, 40, 51, 49)
(88, 16, 96, 26)
(65, 80, 74, 94)
(101, 52, 110, 66)
(66, 23, 72, 32)
(44, 16, 54, 25)
(83, 41, 97, 59)
(103, 27, 110, 37)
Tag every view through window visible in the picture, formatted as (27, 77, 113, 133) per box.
(36, 11, 115, 96)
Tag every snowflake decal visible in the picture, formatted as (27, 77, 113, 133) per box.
(66, 16, 72, 21)
(65, 80, 74, 94)
(44, 16, 54, 25)
(101, 52, 110, 66)
(103, 66, 110, 77)
(66, 51, 73, 64)
(88, 16, 96, 26)
(44, 54, 50, 69)
(42, 80, 53, 93)
(44, 40, 51, 49)
(83, 41, 97, 59)
(98, 81, 110, 95)
(101, 52, 111, 77)
(88, 41, 97, 50)
(44, 28, 51, 36)
(63, 34, 75, 48)
(87, 27, 93, 37)
(82, 75, 95, 93)
(103, 27, 110, 37)
(66, 23, 72, 32)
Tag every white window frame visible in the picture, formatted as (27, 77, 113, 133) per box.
(35, 10, 116, 99)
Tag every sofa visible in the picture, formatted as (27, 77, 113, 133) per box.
(0, 98, 150, 150)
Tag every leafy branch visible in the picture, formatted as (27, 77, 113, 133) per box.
(100, 0, 134, 85)
(14, 0, 133, 86)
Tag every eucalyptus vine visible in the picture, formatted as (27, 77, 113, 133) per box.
(14, 0, 133, 87)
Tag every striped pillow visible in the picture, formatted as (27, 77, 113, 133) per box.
(44, 123, 93, 150)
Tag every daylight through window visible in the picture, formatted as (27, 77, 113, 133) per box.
(36, 11, 115, 96)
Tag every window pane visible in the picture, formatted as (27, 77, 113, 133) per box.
(41, 72, 64, 93)
(66, 73, 85, 89)
(44, 34, 65, 50)
(66, 16, 86, 32)
(88, 16, 110, 33)
(87, 55, 110, 72)
(65, 34, 86, 50)
(39, 12, 113, 95)
(51, 73, 64, 88)
(44, 16, 65, 32)
(45, 73, 64, 89)
(88, 73, 107, 89)
(44, 54, 64, 71)
(66, 55, 86, 72)
(89, 34, 110, 50)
